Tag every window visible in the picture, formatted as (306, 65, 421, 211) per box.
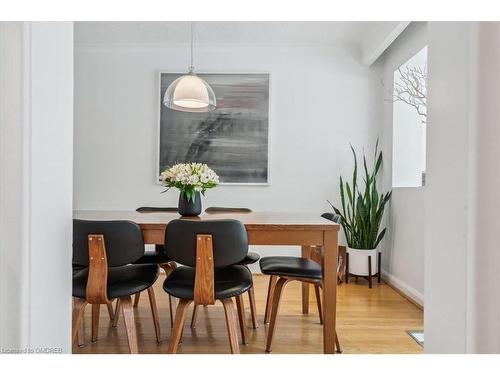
(392, 46, 427, 187)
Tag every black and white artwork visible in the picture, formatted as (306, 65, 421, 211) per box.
(159, 73, 270, 184)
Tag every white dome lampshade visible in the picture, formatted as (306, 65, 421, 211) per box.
(163, 69, 216, 112)
(163, 22, 217, 113)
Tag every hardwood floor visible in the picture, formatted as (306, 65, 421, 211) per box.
(73, 275, 423, 354)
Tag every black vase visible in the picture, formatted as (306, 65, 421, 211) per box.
(178, 191, 202, 216)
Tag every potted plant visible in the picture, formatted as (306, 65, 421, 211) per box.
(328, 141, 391, 277)
(160, 162, 219, 216)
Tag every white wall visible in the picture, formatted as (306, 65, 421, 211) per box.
(377, 22, 427, 305)
(469, 22, 500, 353)
(0, 22, 73, 353)
(0, 22, 28, 351)
(425, 21, 500, 354)
(425, 21, 473, 354)
(73, 40, 382, 263)
(29, 22, 74, 352)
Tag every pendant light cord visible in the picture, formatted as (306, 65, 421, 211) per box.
(189, 21, 194, 72)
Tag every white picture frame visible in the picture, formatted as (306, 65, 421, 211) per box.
(156, 71, 272, 186)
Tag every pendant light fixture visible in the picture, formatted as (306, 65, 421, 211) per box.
(163, 22, 216, 112)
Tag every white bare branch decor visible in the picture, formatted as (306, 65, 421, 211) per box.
(393, 64, 427, 124)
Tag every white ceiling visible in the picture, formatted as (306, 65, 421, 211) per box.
(74, 21, 381, 46)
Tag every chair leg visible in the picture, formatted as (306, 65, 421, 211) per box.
(168, 299, 192, 354)
(302, 282, 310, 314)
(161, 262, 177, 328)
(235, 295, 248, 345)
(314, 284, 323, 325)
(77, 315, 85, 347)
(377, 252, 382, 284)
(168, 294, 175, 328)
(91, 304, 100, 342)
(345, 252, 349, 284)
(191, 304, 199, 328)
(247, 286, 259, 329)
(133, 293, 141, 307)
(335, 330, 342, 353)
(72, 298, 88, 345)
(106, 301, 115, 320)
(368, 255, 372, 289)
(112, 298, 121, 327)
(266, 278, 290, 353)
(73, 297, 86, 347)
(221, 298, 240, 354)
(264, 275, 278, 324)
(147, 287, 162, 343)
(120, 295, 138, 354)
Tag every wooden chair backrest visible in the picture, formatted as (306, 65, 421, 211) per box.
(86, 234, 110, 304)
(193, 234, 215, 305)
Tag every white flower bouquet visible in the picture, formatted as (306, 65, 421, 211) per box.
(160, 162, 219, 202)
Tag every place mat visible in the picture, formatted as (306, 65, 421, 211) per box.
(205, 207, 252, 214)
(136, 207, 178, 213)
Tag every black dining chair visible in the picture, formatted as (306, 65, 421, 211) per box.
(259, 213, 343, 353)
(72, 219, 161, 353)
(188, 207, 259, 330)
(163, 219, 252, 354)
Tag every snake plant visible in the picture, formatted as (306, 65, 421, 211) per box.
(328, 140, 391, 249)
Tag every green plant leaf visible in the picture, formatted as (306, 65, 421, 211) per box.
(339, 177, 347, 218)
(345, 182, 353, 206)
(363, 153, 371, 184)
(374, 151, 383, 177)
(350, 144, 358, 221)
(374, 228, 387, 248)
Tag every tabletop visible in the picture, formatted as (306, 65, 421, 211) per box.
(73, 210, 340, 232)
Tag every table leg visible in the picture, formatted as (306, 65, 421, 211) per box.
(322, 230, 338, 354)
(301, 245, 312, 314)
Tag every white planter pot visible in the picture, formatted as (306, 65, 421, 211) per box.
(346, 247, 378, 277)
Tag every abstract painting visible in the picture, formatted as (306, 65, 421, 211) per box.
(159, 73, 270, 184)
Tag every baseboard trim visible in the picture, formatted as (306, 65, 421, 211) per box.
(381, 270, 424, 310)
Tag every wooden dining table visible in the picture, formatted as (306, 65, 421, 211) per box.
(73, 210, 340, 354)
